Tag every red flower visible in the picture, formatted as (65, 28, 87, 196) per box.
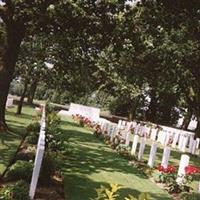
(185, 165, 200, 175)
(157, 164, 176, 173)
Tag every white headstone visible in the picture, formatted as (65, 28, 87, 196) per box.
(178, 135, 184, 150)
(191, 140, 197, 155)
(125, 131, 131, 146)
(196, 138, 200, 149)
(157, 130, 162, 143)
(189, 136, 194, 153)
(164, 132, 171, 146)
(181, 136, 188, 152)
(161, 147, 171, 168)
(150, 128, 157, 141)
(29, 145, 45, 199)
(148, 142, 157, 168)
(172, 132, 179, 148)
(161, 131, 167, 146)
(137, 137, 146, 161)
(176, 154, 190, 185)
(131, 135, 140, 155)
(110, 126, 117, 142)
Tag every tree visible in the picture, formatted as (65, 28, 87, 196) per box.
(0, 0, 55, 129)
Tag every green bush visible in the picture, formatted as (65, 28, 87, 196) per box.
(116, 144, 131, 159)
(26, 122, 40, 133)
(39, 152, 57, 184)
(181, 192, 200, 200)
(93, 183, 151, 200)
(6, 160, 33, 182)
(45, 111, 65, 151)
(47, 112, 61, 128)
(26, 132, 39, 145)
(0, 180, 30, 200)
(15, 146, 36, 162)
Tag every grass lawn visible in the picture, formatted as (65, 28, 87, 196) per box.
(60, 117, 173, 200)
(0, 105, 35, 174)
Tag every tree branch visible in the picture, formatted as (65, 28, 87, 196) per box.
(5, 0, 13, 9)
(0, 6, 7, 23)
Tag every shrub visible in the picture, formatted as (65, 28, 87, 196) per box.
(15, 146, 36, 162)
(116, 144, 131, 159)
(0, 180, 30, 200)
(26, 122, 40, 133)
(26, 132, 39, 144)
(6, 160, 33, 182)
(39, 151, 64, 185)
(181, 192, 200, 200)
(153, 165, 177, 184)
(45, 111, 64, 151)
(93, 125, 102, 138)
(46, 102, 56, 115)
(93, 183, 151, 200)
(47, 112, 61, 129)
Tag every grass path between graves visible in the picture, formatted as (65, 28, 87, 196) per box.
(0, 106, 35, 174)
(61, 117, 172, 200)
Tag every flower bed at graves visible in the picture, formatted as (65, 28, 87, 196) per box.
(72, 115, 200, 200)
(0, 104, 66, 200)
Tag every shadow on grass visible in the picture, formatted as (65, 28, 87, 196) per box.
(64, 173, 171, 200)
(64, 174, 142, 200)
(61, 119, 172, 200)
(61, 128, 148, 178)
(0, 122, 28, 175)
(6, 111, 34, 121)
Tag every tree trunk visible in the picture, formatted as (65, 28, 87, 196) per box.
(0, 22, 25, 129)
(27, 80, 38, 105)
(128, 98, 139, 121)
(195, 117, 200, 139)
(146, 89, 157, 122)
(181, 107, 193, 130)
(16, 80, 28, 115)
(0, 70, 11, 130)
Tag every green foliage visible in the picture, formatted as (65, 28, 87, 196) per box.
(0, 180, 30, 200)
(26, 122, 40, 144)
(93, 184, 151, 200)
(6, 160, 33, 182)
(181, 192, 200, 200)
(153, 171, 176, 184)
(93, 184, 121, 200)
(116, 144, 131, 159)
(15, 146, 36, 162)
(26, 132, 39, 145)
(9, 80, 24, 96)
(45, 111, 65, 151)
(47, 112, 61, 129)
(39, 151, 64, 185)
(26, 122, 40, 133)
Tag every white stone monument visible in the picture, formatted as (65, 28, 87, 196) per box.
(161, 146, 171, 168)
(137, 137, 146, 161)
(148, 142, 157, 168)
(172, 132, 180, 148)
(150, 128, 157, 141)
(176, 154, 190, 185)
(131, 135, 140, 155)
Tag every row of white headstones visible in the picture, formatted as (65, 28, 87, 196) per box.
(97, 118, 200, 191)
(6, 96, 14, 108)
(29, 106, 46, 200)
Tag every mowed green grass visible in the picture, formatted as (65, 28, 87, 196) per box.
(60, 117, 172, 200)
(0, 105, 36, 174)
